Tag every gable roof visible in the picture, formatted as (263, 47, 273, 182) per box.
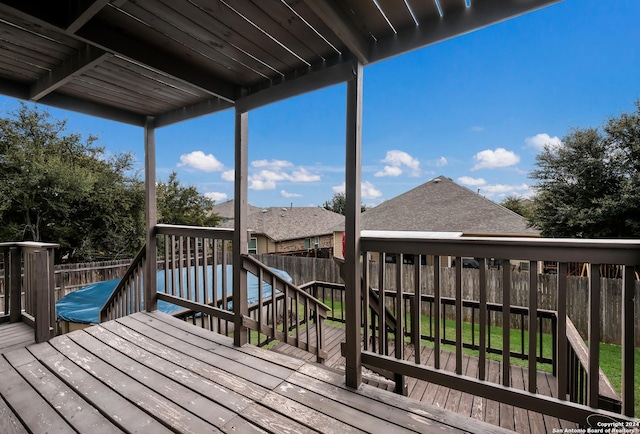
(211, 200, 260, 220)
(360, 176, 539, 237)
(215, 203, 344, 242)
(250, 207, 344, 242)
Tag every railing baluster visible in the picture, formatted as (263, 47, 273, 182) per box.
(528, 260, 538, 392)
(434, 255, 441, 370)
(621, 264, 635, 416)
(588, 263, 600, 407)
(395, 254, 404, 362)
(455, 256, 462, 375)
(363, 250, 369, 351)
(556, 262, 568, 401)
(413, 256, 421, 365)
(502, 258, 511, 387)
(164, 235, 170, 297)
(378, 253, 386, 355)
(258, 267, 263, 342)
(186, 237, 192, 302)
(194, 237, 200, 307)
(479, 257, 487, 381)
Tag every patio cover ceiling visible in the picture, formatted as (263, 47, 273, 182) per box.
(0, 0, 558, 128)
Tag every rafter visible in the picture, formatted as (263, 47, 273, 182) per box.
(302, 0, 370, 65)
(66, 0, 110, 33)
(30, 44, 111, 101)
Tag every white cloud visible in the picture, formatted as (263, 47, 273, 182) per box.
(525, 133, 563, 151)
(281, 190, 302, 198)
(471, 125, 485, 132)
(479, 183, 532, 199)
(471, 148, 520, 170)
(332, 181, 382, 200)
(374, 166, 403, 177)
(362, 181, 383, 199)
(375, 150, 420, 177)
(436, 156, 448, 167)
(204, 192, 228, 202)
(249, 179, 276, 190)
(458, 176, 486, 186)
(252, 159, 293, 169)
(290, 167, 321, 182)
(247, 160, 320, 190)
(177, 151, 224, 172)
(221, 170, 235, 181)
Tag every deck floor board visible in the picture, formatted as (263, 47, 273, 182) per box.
(0, 311, 516, 434)
(0, 322, 34, 355)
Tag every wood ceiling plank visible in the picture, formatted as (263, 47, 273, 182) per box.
(338, 0, 395, 39)
(284, 0, 346, 52)
(405, 0, 441, 25)
(110, 57, 212, 99)
(374, 0, 418, 32)
(126, 0, 287, 79)
(187, 0, 309, 71)
(77, 13, 237, 102)
(0, 40, 60, 69)
(219, 0, 319, 64)
(89, 60, 204, 105)
(248, 0, 339, 59)
(0, 21, 75, 59)
(0, 53, 43, 79)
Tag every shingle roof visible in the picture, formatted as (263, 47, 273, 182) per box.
(214, 202, 344, 242)
(211, 200, 260, 220)
(359, 176, 539, 236)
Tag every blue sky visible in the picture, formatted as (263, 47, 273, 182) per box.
(2, 0, 639, 208)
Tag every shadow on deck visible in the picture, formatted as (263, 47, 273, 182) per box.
(270, 323, 579, 433)
(0, 311, 514, 434)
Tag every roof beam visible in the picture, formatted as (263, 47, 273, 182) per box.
(302, 0, 370, 65)
(77, 19, 237, 103)
(236, 59, 356, 113)
(30, 44, 112, 101)
(65, 0, 110, 33)
(369, 0, 562, 63)
(155, 98, 234, 129)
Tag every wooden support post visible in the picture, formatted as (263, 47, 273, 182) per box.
(588, 263, 600, 407)
(233, 109, 249, 347)
(621, 265, 634, 416)
(31, 247, 54, 343)
(344, 60, 363, 389)
(144, 116, 158, 312)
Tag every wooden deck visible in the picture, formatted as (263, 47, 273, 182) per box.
(271, 324, 579, 433)
(0, 321, 34, 356)
(0, 311, 516, 434)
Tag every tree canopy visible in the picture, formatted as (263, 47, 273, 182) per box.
(0, 104, 219, 262)
(500, 196, 534, 221)
(157, 171, 219, 227)
(0, 104, 145, 261)
(529, 100, 640, 238)
(322, 192, 368, 215)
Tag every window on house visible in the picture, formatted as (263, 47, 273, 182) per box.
(248, 237, 258, 254)
(304, 238, 311, 249)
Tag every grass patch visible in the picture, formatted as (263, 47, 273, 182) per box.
(598, 342, 640, 417)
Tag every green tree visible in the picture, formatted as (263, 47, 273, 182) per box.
(530, 101, 640, 238)
(157, 171, 219, 227)
(0, 103, 145, 261)
(322, 192, 367, 215)
(500, 195, 534, 221)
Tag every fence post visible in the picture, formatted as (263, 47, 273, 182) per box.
(9, 247, 21, 323)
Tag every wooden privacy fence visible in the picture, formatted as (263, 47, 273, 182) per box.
(256, 254, 640, 347)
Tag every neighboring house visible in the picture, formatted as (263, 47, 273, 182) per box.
(213, 201, 344, 257)
(334, 176, 539, 268)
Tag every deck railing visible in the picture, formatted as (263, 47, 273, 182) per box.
(0, 242, 57, 342)
(353, 231, 638, 424)
(100, 224, 330, 362)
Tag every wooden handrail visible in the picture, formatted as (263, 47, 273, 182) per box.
(565, 316, 621, 411)
(99, 246, 146, 322)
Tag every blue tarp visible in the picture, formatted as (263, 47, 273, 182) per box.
(56, 264, 292, 324)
